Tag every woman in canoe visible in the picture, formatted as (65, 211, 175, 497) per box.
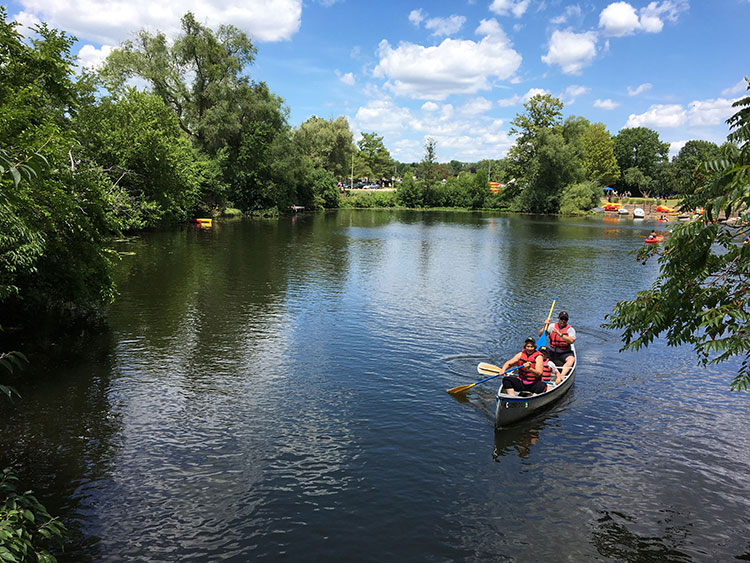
(499, 337, 546, 396)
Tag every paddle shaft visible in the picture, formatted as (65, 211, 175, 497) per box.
(537, 297, 557, 348)
(472, 364, 521, 386)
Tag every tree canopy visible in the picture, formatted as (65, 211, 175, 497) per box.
(357, 132, 392, 180)
(613, 127, 669, 194)
(605, 79, 750, 390)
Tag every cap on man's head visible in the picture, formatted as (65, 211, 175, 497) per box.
(524, 337, 536, 345)
(558, 311, 569, 320)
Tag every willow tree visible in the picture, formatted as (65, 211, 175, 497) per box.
(605, 78, 750, 390)
(100, 12, 299, 212)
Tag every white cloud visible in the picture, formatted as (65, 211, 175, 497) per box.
(688, 98, 736, 126)
(625, 104, 686, 128)
(409, 9, 425, 26)
(373, 19, 521, 100)
(497, 87, 549, 107)
(550, 5, 582, 25)
(564, 84, 590, 103)
(722, 79, 748, 97)
(76, 44, 114, 69)
(599, 2, 640, 36)
(599, 1, 688, 37)
(336, 71, 355, 86)
(669, 140, 687, 159)
(489, 0, 531, 18)
(594, 98, 620, 110)
(12, 10, 41, 35)
(12, 0, 303, 45)
(351, 98, 514, 162)
(459, 96, 493, 115)
(424, 15, 466, 37)
(627, 83, 652, 96)
(353, 99, 414, 134)
(541, 29, 597, 75)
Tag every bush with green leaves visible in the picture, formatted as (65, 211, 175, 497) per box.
(559, 181, 601, 214)
(396, 176, 424, 208)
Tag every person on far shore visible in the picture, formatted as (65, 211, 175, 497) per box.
(500, 337, 546, 396)
(539, 311, 576, 377)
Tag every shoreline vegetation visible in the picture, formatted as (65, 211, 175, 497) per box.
(2, 6, 748, 558)
(1, 8, 742, 327)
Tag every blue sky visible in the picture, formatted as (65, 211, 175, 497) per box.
(7, 0, 749, 162)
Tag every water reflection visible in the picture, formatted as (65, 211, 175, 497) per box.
(2, 211, 748, 561)
(493, 418, 546, 460)
(591, 510, 692, 562)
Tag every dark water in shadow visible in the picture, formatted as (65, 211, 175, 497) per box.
(1, 210, 748, 561)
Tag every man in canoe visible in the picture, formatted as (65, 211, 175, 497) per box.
(539, 311, 576, 377)
(499, 337, 546, 396)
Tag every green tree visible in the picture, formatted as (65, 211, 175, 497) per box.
(672, 140, 720, 194)
(520, 126, 584, 213)
(294, 116, 355, 179)
(75, 89, 205, 227)
(604, 78, 750, 390)
(581, 122, 620, 186)
(357, 132, 391, 181)
(622, 166, 651, 196)
(506, 94, 568, 211)
(613, 127, 669, 193)
(467, 170, 489, 209)
(100, 12, 296, 212)
(0, 9, 119, 318)
(396, 175, 424, 208)
(559, 180, 600, 214)
(100, 12, 256, 147)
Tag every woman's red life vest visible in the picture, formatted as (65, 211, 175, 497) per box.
(549, 323, 571, 351)
(517, 350, 541, 383)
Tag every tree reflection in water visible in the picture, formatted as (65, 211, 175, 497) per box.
(591, 510, 693, 562)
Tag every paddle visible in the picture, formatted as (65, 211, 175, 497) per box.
(446, 365, 522, 395)
(536, 297, 557, 348)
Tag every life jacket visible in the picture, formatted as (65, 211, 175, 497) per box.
(517, 350, 541, 383)
(542, 359, 554, 382)
(549, 323, 571, 351)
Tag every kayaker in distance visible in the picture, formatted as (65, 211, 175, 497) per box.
(499, 337, 546, 396)
(646, 230, 658, 241)
(539, 311, 576, 377)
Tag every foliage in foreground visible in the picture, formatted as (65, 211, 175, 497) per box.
(604, 78, 750, 390)
(0, 351, 66, 561)
(0, 469, 66, 562)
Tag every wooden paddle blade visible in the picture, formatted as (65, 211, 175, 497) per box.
(477, 362, 503, 374)
(446, 383, 475, 395)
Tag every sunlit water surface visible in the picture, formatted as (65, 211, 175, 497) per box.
(2, 210, 748, 561)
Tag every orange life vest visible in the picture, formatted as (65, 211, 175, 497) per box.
(517, 350, 541, 383)
(549, 323, 571, 351)
(542, 359, 554, 382)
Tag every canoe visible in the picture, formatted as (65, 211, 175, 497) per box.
(633, 208, 645, 218)
(644, 236, 663, 244)
(618, 207, 629, 215)
(495, 345, 576, 428)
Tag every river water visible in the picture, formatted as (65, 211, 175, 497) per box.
(1, 210, 748, 561)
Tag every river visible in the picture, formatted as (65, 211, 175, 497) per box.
(1, 210, 748, 561)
